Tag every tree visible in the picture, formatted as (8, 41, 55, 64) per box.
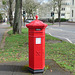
(2, 0, 9, 12)
(37, 0, 53, 20)
(9, 0, 13, 27)
(2, 0, 15, 26)
(0, 13, 3, 22)
(52, 0, 62, 25)
(23, 0, 40, 19)
(57, 0, 62, 26)
(13, 0, 22, 34)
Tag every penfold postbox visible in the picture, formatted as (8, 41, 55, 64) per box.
(26, 15, 47, 73)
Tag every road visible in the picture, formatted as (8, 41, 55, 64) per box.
(46, 22, 75, 44)
(0, 22, 75, 44)
(0, 23, 10, 43)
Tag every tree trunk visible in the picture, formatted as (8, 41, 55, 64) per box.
(32, 13, 34, 20)
(58, 8, 60, 26)
(9, 0, 13, 27)
(13, 0, 22, 34)
(53, 4, 55, 25)
(58, 0, 61, 26)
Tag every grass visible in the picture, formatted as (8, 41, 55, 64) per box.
(0, 28, 75, 74)
(7, 27, 13, 29)
(45, 22, 52, 25)
(0, 29, 28, 62)
(7, 22, 10, 24)
(45, 41, 75, 72)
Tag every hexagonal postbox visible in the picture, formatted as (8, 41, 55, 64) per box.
(26, 15, 47, 73)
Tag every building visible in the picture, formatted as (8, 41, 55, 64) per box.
(60, 0, 70, 19)
(54, 0, 71, 19)
(37, 0, 71, 20)
(70, 0, 75, 22)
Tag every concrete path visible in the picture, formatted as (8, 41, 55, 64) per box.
(0, 23, 10, 44)
(0, 22, 73, 75)
(0, 59, 72, 75)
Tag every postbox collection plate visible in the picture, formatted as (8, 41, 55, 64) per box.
(36, 38, 41, 44)
(36, 29, 41, 31)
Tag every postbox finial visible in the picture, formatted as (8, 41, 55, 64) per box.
(35, 15, 38, 20)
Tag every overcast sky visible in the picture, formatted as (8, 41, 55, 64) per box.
(43, 0, 48, 2)
(38, 0, 48, 3)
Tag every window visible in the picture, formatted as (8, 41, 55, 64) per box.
(61, 13, 65, 16)
(72, 0, 74, 5)
(66, 3, 70, 5)
(62, 8, 65, 11)
(72, 10, 74, 17)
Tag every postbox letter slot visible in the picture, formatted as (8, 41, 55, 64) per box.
(36, 38, 41, 44)
(36, 29, 41, 31)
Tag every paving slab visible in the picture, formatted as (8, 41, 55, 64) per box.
(0, 59, 72, 75)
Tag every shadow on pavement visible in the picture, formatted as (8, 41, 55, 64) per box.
(0, 60, 72, 75)
(0, 65, 29, 73)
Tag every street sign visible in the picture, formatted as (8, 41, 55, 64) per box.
(23, 10, 25, 14)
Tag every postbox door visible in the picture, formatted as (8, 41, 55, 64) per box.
(34, 37, 45, 70)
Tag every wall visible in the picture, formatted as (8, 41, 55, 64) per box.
(70, 0, 75, 22)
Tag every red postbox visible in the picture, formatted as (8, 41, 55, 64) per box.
(26, 15, 47, 73)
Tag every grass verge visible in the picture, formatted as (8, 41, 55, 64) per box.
(45, 22, 52, 25)
(0, 28, 75, 74)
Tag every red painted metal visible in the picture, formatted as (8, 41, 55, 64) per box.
(26, 15, 47, 72)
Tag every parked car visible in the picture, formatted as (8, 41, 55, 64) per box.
(25, 19, 33, 23)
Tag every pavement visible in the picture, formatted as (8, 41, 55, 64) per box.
(0, 59, 72, 75)
(0, 22, 73, 75)
(46, 22, 75, 44)
(0, 23, 10, 44)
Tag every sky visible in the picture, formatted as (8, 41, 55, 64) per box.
(38, 0, 48, 3)
(43, 0, 48, 2)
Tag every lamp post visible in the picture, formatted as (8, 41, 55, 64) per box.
(23, 10, 26, 26)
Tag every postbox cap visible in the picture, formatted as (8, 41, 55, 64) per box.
(26, 15, 48, 28)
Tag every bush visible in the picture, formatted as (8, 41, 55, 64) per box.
(39, 18, 68, 23)
(55, 18, 68, 22)
(39, 18, 53, 23)
(0, 14, 3, 23)
(39, 19, 48, 22)
(48, 19, 53, 23)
